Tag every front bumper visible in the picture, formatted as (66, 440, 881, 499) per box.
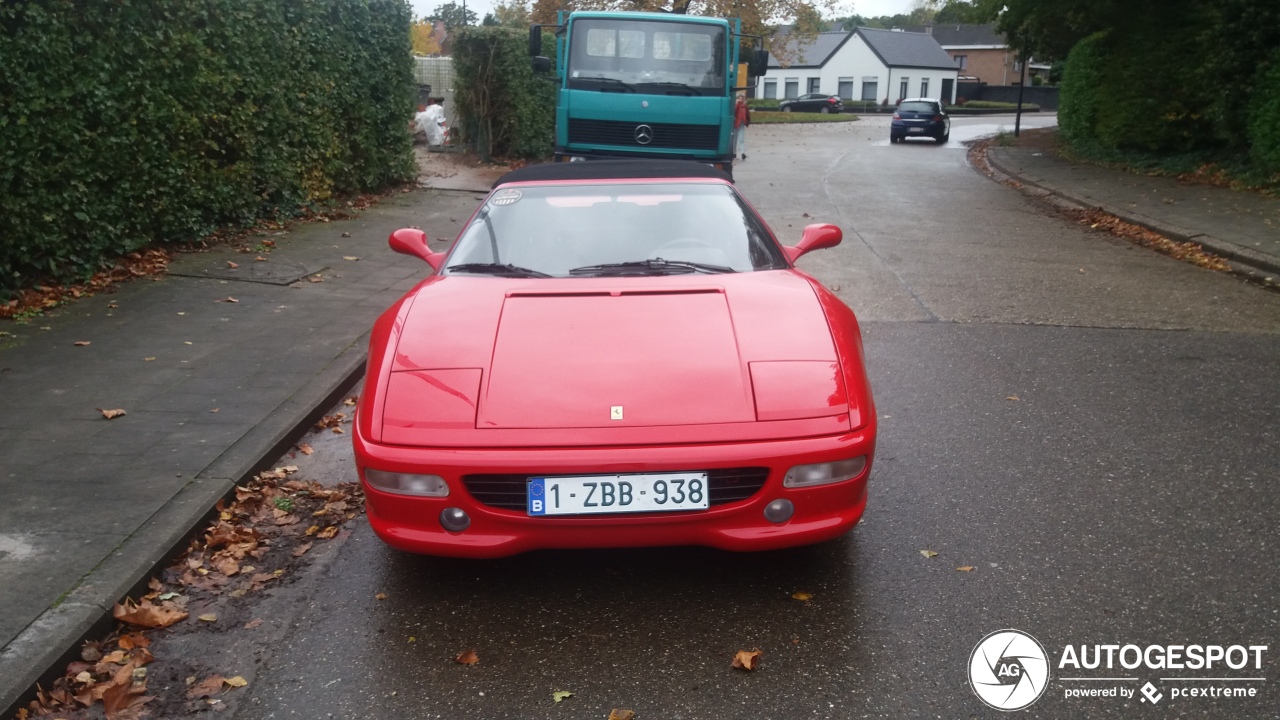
(354, 423, 873, 558)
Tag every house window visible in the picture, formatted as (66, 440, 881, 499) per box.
(763, 79, 777, 99)
(807, 77, 820, 94)
(837, 77, 854, 100)
(955, 54, 967, 70)
(920, 78, 929, 97)
(784, 78, 799, 99)
(899, 78, 908, 101)
(861, 79, 877, 102)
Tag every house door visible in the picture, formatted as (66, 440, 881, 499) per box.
(941, 78, 954, 104)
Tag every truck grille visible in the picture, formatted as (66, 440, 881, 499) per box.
(461, 467, 770, 512)
(567, 119, 720, 151)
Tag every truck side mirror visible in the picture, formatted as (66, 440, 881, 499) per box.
(532, 56, 552, 73)
(529, 25, 542, 56)
(751, 49, 769, 78)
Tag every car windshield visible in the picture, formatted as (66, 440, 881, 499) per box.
(444, 183, 787, 278)
(567, 18, 726, 96)
(899, 101, 937, 114)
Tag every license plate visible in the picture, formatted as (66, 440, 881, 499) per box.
(527, 472, 709, 516)
(909, 127, 924, 133)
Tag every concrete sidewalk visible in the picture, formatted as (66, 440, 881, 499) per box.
(988, 146, 1280, 277)
(0, 181, 493, 713)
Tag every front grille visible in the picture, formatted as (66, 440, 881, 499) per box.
(567, 119, 720, 151)
(462, 467, 770, 512)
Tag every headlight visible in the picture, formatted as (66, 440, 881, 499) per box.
(364, 469, 450, 497)
(783, 456, 867, 488)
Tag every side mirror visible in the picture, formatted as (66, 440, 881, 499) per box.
(389, 228, 446, 271)
(528, 25, 542, 56)
(532, 56, 552, 73)
(750, 48, 769, 78)
(784, 223, 842, 263)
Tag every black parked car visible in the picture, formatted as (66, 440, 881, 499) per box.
(780, 93, 844, 113)
(890, 99, 950, 143)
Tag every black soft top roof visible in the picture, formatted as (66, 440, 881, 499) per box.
(493, 159, 731, 188)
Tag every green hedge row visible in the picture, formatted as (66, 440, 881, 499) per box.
(0, 0, 416, 299)
(452, 26, 555, 160)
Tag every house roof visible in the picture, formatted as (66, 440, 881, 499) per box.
(766, 31, 852, 69)
(907, 23, 1006, 48)
(856, 27, 960, 70)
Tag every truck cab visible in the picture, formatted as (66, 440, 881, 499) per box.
(531, 12, 766, 178)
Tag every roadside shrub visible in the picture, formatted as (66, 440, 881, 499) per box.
(452, 26, 555, 160)
(1058, 31, 1107, 146)
(1092, 27, 1211, 153)
(0, 0, 415, 300)
(748, 99, 781, 109)
(1248, 50, 1280, 176)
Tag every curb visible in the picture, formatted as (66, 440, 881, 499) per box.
(0, 336, 369, 718)
(986, 149, 1280, 278)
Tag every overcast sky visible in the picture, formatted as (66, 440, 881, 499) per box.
(407, 0, 919, 25)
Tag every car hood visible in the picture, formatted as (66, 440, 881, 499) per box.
(379, 272, 856, 446)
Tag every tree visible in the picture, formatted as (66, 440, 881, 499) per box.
(426, 1, 478, 29)
(934, 0, 999, 24)
(410, 20, 443, 54)
(483, 0, 532, 28)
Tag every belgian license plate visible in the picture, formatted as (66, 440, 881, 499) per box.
(527, 472, 709, 516)
(909, 127, 924, 133)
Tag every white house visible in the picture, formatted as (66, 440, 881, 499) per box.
(756, 27, 960, 105)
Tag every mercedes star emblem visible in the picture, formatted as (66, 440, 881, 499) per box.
(634, 124, 654, 145)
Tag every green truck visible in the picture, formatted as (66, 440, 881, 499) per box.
(530, 11, 767, 178)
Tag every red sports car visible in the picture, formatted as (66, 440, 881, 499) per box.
(354, 160, 876, 558)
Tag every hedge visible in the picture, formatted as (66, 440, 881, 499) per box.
(1058, 32, 1107, 147)
(0, 0, 416, 300)
(452, 26, 555, 160)
(1249, 50, 1280, 175)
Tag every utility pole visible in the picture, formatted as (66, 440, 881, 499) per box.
(1018, 32, 1029, 135)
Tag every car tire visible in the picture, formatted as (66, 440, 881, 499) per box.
(935, 133, 947, 144)
(820, 106, 830, 114)
(889, 135, 899, 144)
(782, 106, 793, 112)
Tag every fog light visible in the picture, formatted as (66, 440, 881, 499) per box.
(763, 499, 794, 524)
(783, 456, 867, 488)
(439, 507, 470, 532)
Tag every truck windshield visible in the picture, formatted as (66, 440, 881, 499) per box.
(568, 18, 726, 96)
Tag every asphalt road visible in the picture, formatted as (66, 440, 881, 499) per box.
(203, 116, 1280, 719)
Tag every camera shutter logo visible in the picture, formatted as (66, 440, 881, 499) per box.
(969, 629, 1051, 711)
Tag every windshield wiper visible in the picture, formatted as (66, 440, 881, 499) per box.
(568, 258, 736, 276)
(637, 82, 700, 96)
(446, 263, 551, 278)
(575, 76, 635, 93)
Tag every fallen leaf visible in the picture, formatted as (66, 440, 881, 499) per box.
(225, 676, 248, 688)
(920, 550, 939, 558)
(243, 618, 263, 630)
(113, 599, 188, 628)
(343, 396, 358, 406)
(308, 276, 323, 283)
(408, 636, 416, 643)
(226, 261, 239, 269)
(791, 591, 813, 601)
(210, 408, 219, 413)
(102, 650, 127, 664)
(608, 711, 636, 720)
(143, 357, 155, 361)
(292, 542, 312, 557)
(552, 690, 574, 703)
(1006, 395, 1021, 402)
(198, 614, 218, 623)
(99, 408, 127, 419)
(186, 676, 225, 700)
(343, 256, 360, 261)
(74, 340, 91, 346)
(957, 566, 976, 572)
(117, 632, 149, 650)
(732, 649, 763, 671)
(375, 592, 387, 601)
(297, 443, 313, 455)
(217, 297, 239, 303)
(455, 649, 479, 665)
(316, 526, 339, 540)
(341, 232, 352, 238)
